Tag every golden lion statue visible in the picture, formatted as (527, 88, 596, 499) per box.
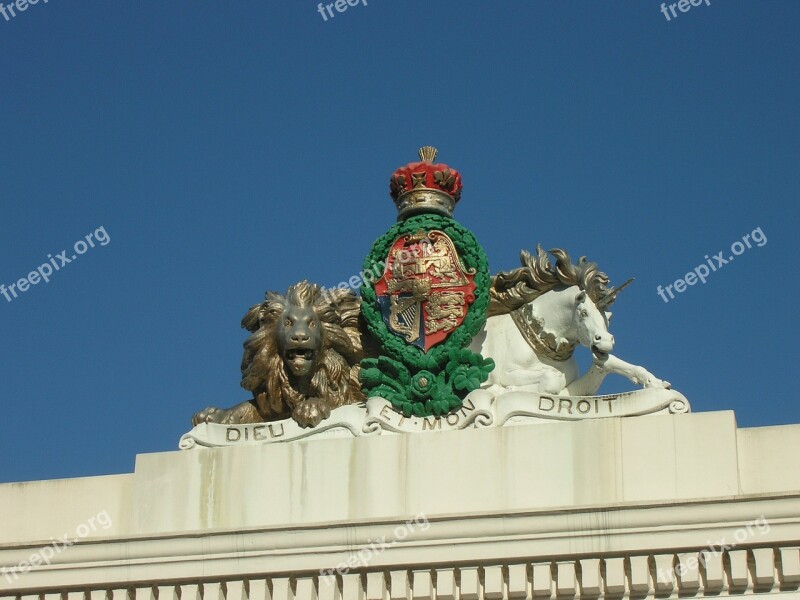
(192, 280, 365, 428)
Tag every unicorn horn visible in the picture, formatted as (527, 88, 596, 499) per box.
(597, 278, 635, 309)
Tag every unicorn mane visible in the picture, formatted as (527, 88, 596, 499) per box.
(488, 246, 617, 317)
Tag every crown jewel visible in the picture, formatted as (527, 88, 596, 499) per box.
(389, 146, 463, 220)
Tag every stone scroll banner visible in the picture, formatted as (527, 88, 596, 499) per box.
(179, 388, 690, 449)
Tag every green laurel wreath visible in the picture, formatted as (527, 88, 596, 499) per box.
(360, 214, 494, 417)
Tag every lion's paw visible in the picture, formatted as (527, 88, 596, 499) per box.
(292, 398, 332, 429)
(192, 407, 225, 426)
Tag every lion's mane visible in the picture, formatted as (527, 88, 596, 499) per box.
(239, 281, 364, 419)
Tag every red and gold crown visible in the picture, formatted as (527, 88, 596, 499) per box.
(389, 146, 463, 220)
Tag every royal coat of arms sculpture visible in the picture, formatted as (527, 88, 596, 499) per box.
(183, 147, 689, 449)
(359, 146, 494, 417)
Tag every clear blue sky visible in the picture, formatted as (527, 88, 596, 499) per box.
(1, 1, 797, 483)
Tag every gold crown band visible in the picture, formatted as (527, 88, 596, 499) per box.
(395, 188, 455, 220)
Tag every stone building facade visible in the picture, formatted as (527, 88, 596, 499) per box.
(1, 410, 799, 599)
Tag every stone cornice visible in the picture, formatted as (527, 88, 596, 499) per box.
(1, 494, 799, 596)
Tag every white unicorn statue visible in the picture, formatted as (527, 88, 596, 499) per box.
(470, 246, 671, 396)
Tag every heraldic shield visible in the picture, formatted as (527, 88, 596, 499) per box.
(374, 230, 477, 351)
